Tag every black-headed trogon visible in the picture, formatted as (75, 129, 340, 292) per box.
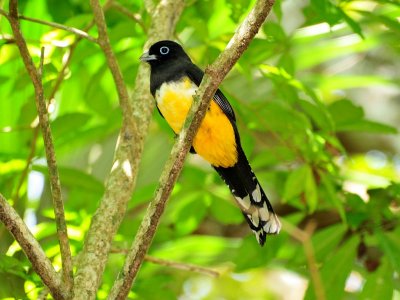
(140, 40, 280, 246)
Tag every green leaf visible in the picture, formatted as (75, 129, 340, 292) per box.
(356, 10, 400, 35)
(327, 99, 396, 133)
(130, 183, 159, 209)
(151, 235, 238, 265)
(272, 0, 283, 21)
(304, 166, 318, 213)
(376, 230, 400, 274)
(0, 271, 25, 298)
(320, 173, 346, 222)
(309, 0, 341, 25)
(298, 100, 333, 131)
(47, 0, 77, 22)
(0, 254, 28, 280)
(360, 259, 393, 300)
(293, 35, 377, 70)
(172, 193, 209, 235)
(209, 197, 243, 225)
(319, 75, 395, 91)
(283, 165, 308, 202)
(51, 113, 92, 139)
(252, 146, 296, 168)
(283, 164, 318, 211)
(336, 6, 364, 38)
(84, 66, 114, 116)
(207, 0, 236, 39)
(335, 120, 397, 134)
(328, 99, 363, 124)
(33, 165, 104, 194)
(255, 102, 311, 134)
(312, 224, 347, 262)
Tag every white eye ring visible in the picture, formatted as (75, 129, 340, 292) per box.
(160, 46, 169, 55)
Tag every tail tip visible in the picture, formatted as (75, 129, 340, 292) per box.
(264, 213, 281, 234)
(254, 213, 281, 246)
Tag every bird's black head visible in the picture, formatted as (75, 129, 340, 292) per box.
(140, 40, 191, 67)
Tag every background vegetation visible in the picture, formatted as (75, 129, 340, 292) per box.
(0, 0, 399, 299)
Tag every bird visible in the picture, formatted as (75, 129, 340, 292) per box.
(140, 40, 281, 246)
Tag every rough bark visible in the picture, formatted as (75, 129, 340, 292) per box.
(108, 0, 275, 299)
(71, 1, 185, 299)
(0, 194, 66, 299)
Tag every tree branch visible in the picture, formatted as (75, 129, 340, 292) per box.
(0, 8, 97, 43)
(7, 0, 73, 294)
(19, 15, 97, 43)
(110, 249, 219, 277)
(283, 219, 326, 300)
(108, 0, 275, 298)
(89, 0, 133, 120)
(0, 194, 66, 300)
(72, 1, 185, 299)
(144, 255, 220, 278)
(12, 19, 96, 206)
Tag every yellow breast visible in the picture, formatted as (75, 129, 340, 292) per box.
(156, 78, 238, 168)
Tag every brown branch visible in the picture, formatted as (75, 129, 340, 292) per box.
(0, 194, 66, 300)
(7, 0, 73, 295)
(12, 125, 40, 203)
(48, 20, 96, 101)
(0, 8, 96, 42)
(71, 0, 137, 297)
(12, 19, 96, 206)
(108, 0, 275, 298)
(71, 1, 185, 299)
(283, 219, 326, 300)
(89, 0, 132, 119)
(18, 14, 96, 43)
(110, 249, 219, 277)
(144, 255, 220, 278)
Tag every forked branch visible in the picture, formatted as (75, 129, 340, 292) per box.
(108, 0, 275, 299)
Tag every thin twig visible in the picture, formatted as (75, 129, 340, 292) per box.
(0, 8, 9, 19)
(72, 1, 185, 299)
(19, 14, 97, 43)
(0, 8, 97, 42)
(144, 255, 220, 278)
(7, 0, 73, 295)
(12, 126, 40, 203)
(109, 1, 147, 33)
(108, 1, 275, 299)
(282, 219, 326, 300)
(11, 20, 96, 205)
(89, 0, 133, 120)
(110, 248, 219, 277)
(0, 194, 66, 300)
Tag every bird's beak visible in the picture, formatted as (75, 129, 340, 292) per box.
(140, 51, 157, 62)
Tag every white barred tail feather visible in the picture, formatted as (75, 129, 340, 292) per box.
(214, 148, 281, 246)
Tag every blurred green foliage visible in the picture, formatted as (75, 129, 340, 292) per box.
(1, 0, 400, 299)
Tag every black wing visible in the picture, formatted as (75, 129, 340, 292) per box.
(185, 64, 236, 122)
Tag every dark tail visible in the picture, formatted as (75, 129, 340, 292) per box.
(214, 148, 281, 246)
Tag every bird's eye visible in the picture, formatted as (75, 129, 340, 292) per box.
(160, 46, 169, 55)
